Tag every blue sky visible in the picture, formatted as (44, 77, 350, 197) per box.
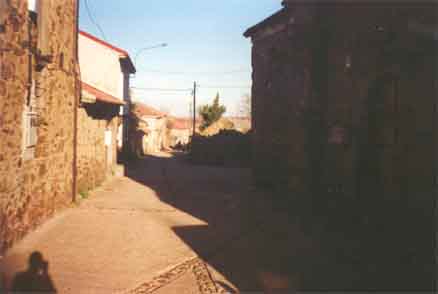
(79, 1, 282, 117)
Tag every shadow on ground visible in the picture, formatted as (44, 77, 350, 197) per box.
(124, 154, 323, 292)
(7, 251, 57, 293)
(125, 153, 436, 292)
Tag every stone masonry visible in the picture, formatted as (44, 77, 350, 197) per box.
(245, 2, 437, 290)
(0, 0, 79, 253)
(77, 103, 120, 194)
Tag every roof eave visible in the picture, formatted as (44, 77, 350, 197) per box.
(81, 82, 126, 106)
(243, 8, 287, 38)
(120, 55, 136, 74)
(97, 98, 125, 106)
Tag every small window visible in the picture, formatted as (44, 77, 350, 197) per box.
(24, 108, 38, 148)
(22, 106, 38, 160)
(23, 80, 38, 160)
(28, 0, 37, 11)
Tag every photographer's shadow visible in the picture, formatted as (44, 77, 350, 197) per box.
(11, 251, 56, 293)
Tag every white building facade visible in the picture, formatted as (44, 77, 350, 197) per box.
(78, 31, 135, 151)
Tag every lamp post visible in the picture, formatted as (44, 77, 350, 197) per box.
(124, 43, 167, 158)
(133, 43, 167, 69)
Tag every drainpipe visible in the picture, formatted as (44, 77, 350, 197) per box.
(72, 0, 80, 203)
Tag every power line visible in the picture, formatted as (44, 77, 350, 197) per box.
(84, 0, 108, 41)
(198, 84, 252, 89)
(131, 86, 192, 92)
(131, 91, 193, 96)
(137, 69, 251, 76)
(132, 85, 251, 92)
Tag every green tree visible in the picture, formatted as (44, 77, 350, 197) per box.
(198, 93, 226, 130)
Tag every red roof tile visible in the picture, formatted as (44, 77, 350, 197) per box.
(82, 82, 125, 105)
(133, 103, 167, 118)
(79, 30, 129, 56)
(169, 117, 192, 130)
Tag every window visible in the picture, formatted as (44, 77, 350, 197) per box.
(28, 0, 37, 11)
(24, 107, 38, 147)
(22, 80, 37, 160)
(22, 107, 38, 160)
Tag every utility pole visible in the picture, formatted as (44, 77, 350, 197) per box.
(189, 101, 193, 121)
(192, 81, 197, 138)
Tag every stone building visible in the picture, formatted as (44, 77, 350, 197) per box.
(168, 117, 191, 147)
(0, 0, 79, 252)
(225, 116, 251, 133)
(77, 31, 134, 194)
(129, 103, 168, 156)
(245, 1, 437, 290)
(77, 82, 124, 193)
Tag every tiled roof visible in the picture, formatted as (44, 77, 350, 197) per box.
(79, 30, 129, 56)
(133, 103, 167, 118)
(169, 117, 192, 130)
(81, 82, 125, 105)
(243, 8, 287, 37)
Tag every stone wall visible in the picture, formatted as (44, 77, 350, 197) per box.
(0, 0, 79, 253)
(247, 3, 437, 290)
(77, 103, 120, 194)
(249, 5, 317, 201)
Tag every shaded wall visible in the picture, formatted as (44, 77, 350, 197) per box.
(250, 5, 317, 203)
(248, 2, 437, 289)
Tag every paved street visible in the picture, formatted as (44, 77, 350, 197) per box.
(2, 152, 425, 293)
(0, 153, 275, 293)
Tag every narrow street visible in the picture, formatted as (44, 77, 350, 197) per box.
(2, 1, 435, 292)
(1, 153, 286, 293)
(2, 154, 432, 293)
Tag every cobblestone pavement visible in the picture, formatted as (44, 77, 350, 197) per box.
(126, 257, 230, 294)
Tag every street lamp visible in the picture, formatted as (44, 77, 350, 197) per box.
(133, 43, 168, 68)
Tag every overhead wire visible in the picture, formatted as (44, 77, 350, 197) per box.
(198, 84, 251, 89)
(83, 0, 108, 41)
(131, 84, 251, 93)
(137, 69, 250, 76)
(131, 86, 192, 92)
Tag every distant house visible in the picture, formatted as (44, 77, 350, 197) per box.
(224, 117, 251, 133)
(198, 117, 250, 137)
(130, 103, 168, 155)
(77, 31, 134, 192)
(168, 117, 191, 146)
